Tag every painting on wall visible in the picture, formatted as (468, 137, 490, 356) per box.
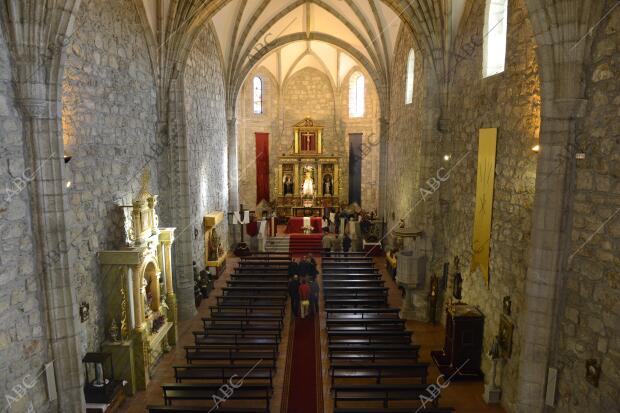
(471, 128, 498, 286)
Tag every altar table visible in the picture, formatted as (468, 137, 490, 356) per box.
(285, 217, 323, 234)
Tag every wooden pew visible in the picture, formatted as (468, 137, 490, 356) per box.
(193, 335, 280, 347)
(326, 308, 400, 318)
(325, 298, 388, 308)
(216, 295, 286, 306)
(161, 383, 271, 407)
(184, 346, 277, 364)
(149, 406, 269, 413)
(193, 330, 281, 345)
(327, 332, 413, 344)
(326, 319, 406, 329)
(173, 364, 274, 387)
(323, 280, 385, 286)
(330, 363, 429, 384)
(222, 286, 288, 296)
(324, 287, 389, 298)
(333, 408, 454, 413)
(210, 305, 285, 317)
(332, 384, 435, 408)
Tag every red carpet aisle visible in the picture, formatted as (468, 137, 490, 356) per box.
(283, 315, 323, 413)
(289, 234, 324, 255)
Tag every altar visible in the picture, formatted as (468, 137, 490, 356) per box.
(286, 217, 323, 234)
(276, 117, 341, 218)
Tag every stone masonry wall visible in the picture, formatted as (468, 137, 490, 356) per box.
(432, 1, 540, 411)
(0, 26, 52, 413)
(385, 25, 427, 230)
(184, 25, 229, 269)
(61, 0, 158, 355)
(555, 7, 620, 411)
(237, 66, 380, 211)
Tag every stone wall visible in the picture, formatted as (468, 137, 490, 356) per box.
(0, 27, 52, 413)
(386, 0, 540, 411)
(61, 0, 158, 354)
(555, 7, 620, 411)
(385, 25, 428, 231)
(184, 25, 229, 269)
(237, 65, 380, 211)
(433, 1, 540, 411)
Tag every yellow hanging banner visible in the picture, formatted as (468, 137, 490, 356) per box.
(471, 128, 498, 286)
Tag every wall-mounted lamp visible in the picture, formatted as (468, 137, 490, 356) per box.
(64, 155, 72, 164)
(443, 154, 452, 161)
(66, 181, 72, 189)
(531, 144, 540, 153)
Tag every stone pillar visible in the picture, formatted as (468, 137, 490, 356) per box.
(164, 241, 178, 344)
(167, 77, 196, 321)
(227, 116, 239, 211)
(516, 100, 584, 411)
(377, 116, 389, 217)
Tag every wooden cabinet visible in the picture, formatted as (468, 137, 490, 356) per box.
(431, 303, 484, 380)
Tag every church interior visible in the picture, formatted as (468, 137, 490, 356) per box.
(0, 0, 618, 412)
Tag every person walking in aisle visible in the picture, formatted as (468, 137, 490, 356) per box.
(288, 274, 300, 316)
(322, 230, 332, 256)
(310, 277, 320, 315)
(343, 233, 352, 252)
(299, 278, 311, 318)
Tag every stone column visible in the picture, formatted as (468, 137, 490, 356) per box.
(164, 241, 178, 344)
(516, 100, 584, 411)
(227, 116, 239, 211)
(377, 116, 389, 217)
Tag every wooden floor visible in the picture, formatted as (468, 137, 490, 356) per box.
(120, 250, 506, 413)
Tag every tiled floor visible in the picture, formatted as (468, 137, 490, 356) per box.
(120, 246, 506, 413)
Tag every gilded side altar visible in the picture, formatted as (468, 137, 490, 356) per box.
(97, 171, 177, 394)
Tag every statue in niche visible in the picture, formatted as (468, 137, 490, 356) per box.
(283, 175, 294, 195)
(301, 170, 314, 196)
(323, 175, 333, 196)
(141, 277, 152, 318)
(208, 228, 222, 261)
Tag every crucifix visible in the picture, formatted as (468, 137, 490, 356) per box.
(232, 204, 251, 256)
(301, 131, 315, 151)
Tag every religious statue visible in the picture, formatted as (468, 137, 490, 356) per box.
(283, 175, 294, 195)
(208, 229, 221, 261)
(141, 277, 152, 317)
(302, 170, 314, 196)
(323, 175, 333, 196)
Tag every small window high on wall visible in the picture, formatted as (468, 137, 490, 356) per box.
(349, 72, 365, 118)
(405, 49, 415, 104)
(253, 76, 263, 114)
(482, 0, 508, 78)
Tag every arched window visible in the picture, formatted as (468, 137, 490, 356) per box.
(349, 72, 365, 118)
(405, 49, 415, 104)
(253, 76, 263, 114)
(482, 0, 508, 78)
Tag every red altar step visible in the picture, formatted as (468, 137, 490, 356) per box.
(289, 234, 324, 255)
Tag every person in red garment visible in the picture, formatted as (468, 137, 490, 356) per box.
(298, 279, 311, 318)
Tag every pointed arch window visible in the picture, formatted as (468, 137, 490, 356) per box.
(405, 49, 415, 104)
(483, 0, 508, 77)
(253, 76, 263, 114)
(349, 72, 365, 118)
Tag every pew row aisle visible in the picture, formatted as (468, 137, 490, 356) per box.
(320, 252, 455, 413)
(147, 252, 292, 413)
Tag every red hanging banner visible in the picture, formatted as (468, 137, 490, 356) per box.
(255, 132, 270, 204)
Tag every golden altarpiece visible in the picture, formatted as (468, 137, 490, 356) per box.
(276, 117, 341, 217)
(98, 172, 177, 395)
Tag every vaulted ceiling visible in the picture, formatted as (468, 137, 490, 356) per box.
(140, 0, 469, 101)
(210, 0, 400, 87)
